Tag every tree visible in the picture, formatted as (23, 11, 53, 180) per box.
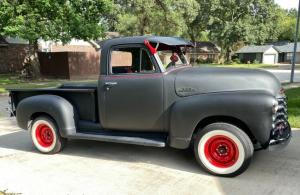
(113, 0, 283, 63)
(184, 0, 211, 42)
(277, 9, 298, 42)
(205, 0, 280, 62)
(114, 0, 198, 38)
(0, 0, 112, 77)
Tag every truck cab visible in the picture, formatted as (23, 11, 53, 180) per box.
(9, 36, 291, 177)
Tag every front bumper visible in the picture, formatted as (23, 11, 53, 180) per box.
(268, 122, 292, 151)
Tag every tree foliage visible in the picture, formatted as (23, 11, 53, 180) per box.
(276, 9, 298, 42)
(0, 0, 113, 44)
(205, 0, 281, 61)
(113, 0, 286, 62)
(114, 0, 199, 38)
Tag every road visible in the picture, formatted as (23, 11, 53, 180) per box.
(265, 69, 300, 83)
(0, 118, 299, 195)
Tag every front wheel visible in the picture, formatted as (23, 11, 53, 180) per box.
(194, 123, 253, 177)
(30, 116, 66, 154)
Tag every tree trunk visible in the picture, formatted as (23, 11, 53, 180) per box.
(189, 33, 196, 65)
(189, 31, 196, 43)
(225, 47, 233, 63)
(21, 39, 40, 79)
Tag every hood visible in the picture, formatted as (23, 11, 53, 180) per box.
(175, 67, 281, 97)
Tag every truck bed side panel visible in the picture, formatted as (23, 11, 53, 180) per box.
(10, 88, 98, 122)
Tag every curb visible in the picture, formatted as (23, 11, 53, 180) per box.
(265, 69, 300, 73)
(283, 84, 300, 89)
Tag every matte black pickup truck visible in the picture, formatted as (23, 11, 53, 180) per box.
(9, 36, 291, 176)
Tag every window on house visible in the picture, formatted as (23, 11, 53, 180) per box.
(286, 53, 293, 61)
(110, 47, 157, 74)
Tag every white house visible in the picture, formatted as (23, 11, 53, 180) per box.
(236, 45, 279, 64)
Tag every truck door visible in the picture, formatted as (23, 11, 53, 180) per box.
(99, 45, 164, 132)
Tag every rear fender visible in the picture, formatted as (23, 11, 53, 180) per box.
(16, 95, 77, 137)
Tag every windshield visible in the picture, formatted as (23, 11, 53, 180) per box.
(156, 47, 189, 70)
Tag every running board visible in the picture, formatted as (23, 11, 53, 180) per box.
(67, 131, 167, 147)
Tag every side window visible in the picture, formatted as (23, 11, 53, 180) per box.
(110, 47, 157, 74)
(140, 49, 156, 73)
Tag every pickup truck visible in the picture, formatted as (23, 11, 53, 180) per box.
(9, 36, 291, 177)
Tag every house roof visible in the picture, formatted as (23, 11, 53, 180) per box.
(5, 37, 29, 44)
(274, 42, 300, 53)
(189, 41, 220, 54)
(236, 45, 274, 53)
(0, 36, 29, 45)
(236, 42, 300, 54)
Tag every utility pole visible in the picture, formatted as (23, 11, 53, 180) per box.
(291, 0, 300, 83)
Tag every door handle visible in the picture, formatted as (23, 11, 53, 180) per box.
(104, 81, 118, 90)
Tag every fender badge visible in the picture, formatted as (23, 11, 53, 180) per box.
(177, 87, 197, 93)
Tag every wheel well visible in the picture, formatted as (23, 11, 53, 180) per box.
(29, 112, 56, 128)
(193, 116, 257, 143)
(30, 112, 53, 121)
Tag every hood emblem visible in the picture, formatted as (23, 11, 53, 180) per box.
(178, 87, 197, 93)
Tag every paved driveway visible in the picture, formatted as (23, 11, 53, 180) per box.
(0, 96, 9, 118)
(0, 117, 299, 195)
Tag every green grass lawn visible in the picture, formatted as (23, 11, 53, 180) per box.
(286, 87, 300, 128)
(0, 74, 62, 94)
(0, 74, 96, 94)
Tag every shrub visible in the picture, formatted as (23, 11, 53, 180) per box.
(224, 61, 233, 65)
(196, 58, 214, 64)
(232, 58, 241, 64)
(253, 59, 260, 64)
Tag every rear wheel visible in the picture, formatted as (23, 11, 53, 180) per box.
(194, 123, 253, 177)
(30, 116, 66, 154)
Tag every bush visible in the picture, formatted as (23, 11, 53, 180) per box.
(195, 58, 214, 64)
(232, 58, 241, 64)
(189, 57, 196, 64)
(224, 60, 233, 65)
(253, 59, 260, 64)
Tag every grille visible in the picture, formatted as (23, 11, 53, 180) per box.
(271, 96, 289, 140)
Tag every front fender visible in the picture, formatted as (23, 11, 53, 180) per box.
(16, 95, 77, 137)
(169, 91, 275, 149)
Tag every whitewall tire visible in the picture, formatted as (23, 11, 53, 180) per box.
(194, 123, 254, 177)
(30, 116, 66, 154)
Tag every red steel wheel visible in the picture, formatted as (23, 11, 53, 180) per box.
(35, 123, 54, 147)
(204, 135, 239, 168)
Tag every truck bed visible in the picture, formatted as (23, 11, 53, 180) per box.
(9, 82, 99, 123)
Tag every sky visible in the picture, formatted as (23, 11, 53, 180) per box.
(275, 0, 299, 10)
